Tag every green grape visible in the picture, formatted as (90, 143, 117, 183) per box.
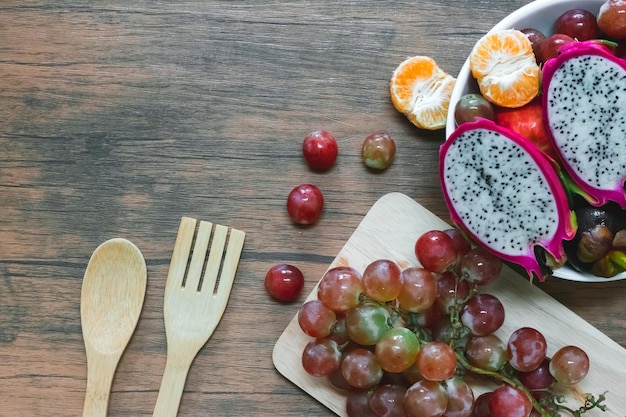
(346, 302, 391, 345)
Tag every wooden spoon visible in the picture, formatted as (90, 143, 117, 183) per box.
(81, 238, 147, 417)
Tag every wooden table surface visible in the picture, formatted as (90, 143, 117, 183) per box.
(1, 1, 624, 416)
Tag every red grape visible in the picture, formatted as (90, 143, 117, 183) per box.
(342, 348, 384, 389)
(518, 357, 554, 391)
(369, 384, 407, 417)
(363, 259, 403, 302)
(362, 132, 396, 170)
(489, 386, 532, 417)
(555, 8, 600, 41)
(443, 228, 472, 260)
(460, 293, 505, 336)
(549, 345, 589, 385)
(347, 389, 378, 417)
(472, 392, 492, 417)
(465, 334, 507, 372)
(416, 341, 457, 382)
(297, 299, 337, 338)
(404, 380, 448, 417)
(286, 183, 324, 225)
(317, 266, 363, 312)
(264, 263, 305, 302)
(537, 33, 574, 63)
(302, 130, 338, 170)
(460, 247, 502, 285)
(301, 338, 342, 377)
(442, 377, 474, 417)
(453, 93, 495, 125)
(397, 267, 438, 313)
(521, 28, 547, 61)
(507, 327, 547, 372)
(436, 271, 471, 314)
(415, 230, 459, 273)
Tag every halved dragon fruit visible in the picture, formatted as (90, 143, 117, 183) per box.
(440, 119, 576, 281)
(543, 41, 626, 208)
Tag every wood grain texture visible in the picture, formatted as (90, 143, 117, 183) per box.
(274, 193, 626, 416)
(0, 1, 625, 416)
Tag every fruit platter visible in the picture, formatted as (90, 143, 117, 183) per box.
(445, 0, 626, 283)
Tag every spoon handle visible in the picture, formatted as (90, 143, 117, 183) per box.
(82, 351, 120, 417)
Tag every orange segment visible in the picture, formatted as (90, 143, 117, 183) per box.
(469, 29, 539, 108)
(390, 56, 456, 130)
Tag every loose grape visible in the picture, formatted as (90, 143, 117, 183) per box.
(297, 299, 337, 338)
(507, 327, 547, 372)
(454, 93, 495, 125)
(302, 130, 338, 171)
(369, 384, 407, 417)
(442, 377, 474, 417)
(416, 341, 457, 382)
(404, 380, 448, 417)
(342, 348, 384, 389)
(465, 334, 507, 372)
(286, 183, 324, 225)
(362, 132, 396, 170)
(301, 338, 342, 377)
(415, 230, 459, 273)
(555, 8, 600, 41)
(375, 327, 420, 373)
(397, 267, 438, 313)
(346, 303, 391, 345)
(363, 259, 403, 302)
(317, 266, 364, 312)
(460, 293, 505, 336)
(549, 345, 590, 385)
(460, 247, 502, 285)
(489, 386, 532, 417)
(264, 264, 305, 302)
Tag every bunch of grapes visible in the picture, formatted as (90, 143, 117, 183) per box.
(296, 229, 608, 417)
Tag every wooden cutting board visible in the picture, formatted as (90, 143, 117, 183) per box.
(273, 192, 626, 416)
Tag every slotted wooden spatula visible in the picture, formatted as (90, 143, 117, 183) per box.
(153, 217, 245, 417)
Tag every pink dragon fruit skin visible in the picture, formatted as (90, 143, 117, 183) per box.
(542, 40, 626, 209)
(440, 119, 576, 281)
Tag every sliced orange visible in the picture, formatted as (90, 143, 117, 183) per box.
(390, 56, 456, 130)
(469, 29, 539, 108)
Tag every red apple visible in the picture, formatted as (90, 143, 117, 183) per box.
(494, 98, 557, 160)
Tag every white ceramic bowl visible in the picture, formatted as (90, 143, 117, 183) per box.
(445, 0, 626, 282)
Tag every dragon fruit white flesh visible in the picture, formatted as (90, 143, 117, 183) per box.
(543, 41, 626, 208)
(440, 119, 576, 281)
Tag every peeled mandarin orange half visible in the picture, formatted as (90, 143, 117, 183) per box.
(469, 29, 539, 108)
(390, 56, 456, 130)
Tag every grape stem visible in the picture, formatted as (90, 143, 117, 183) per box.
(455, 352, 551, 416)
